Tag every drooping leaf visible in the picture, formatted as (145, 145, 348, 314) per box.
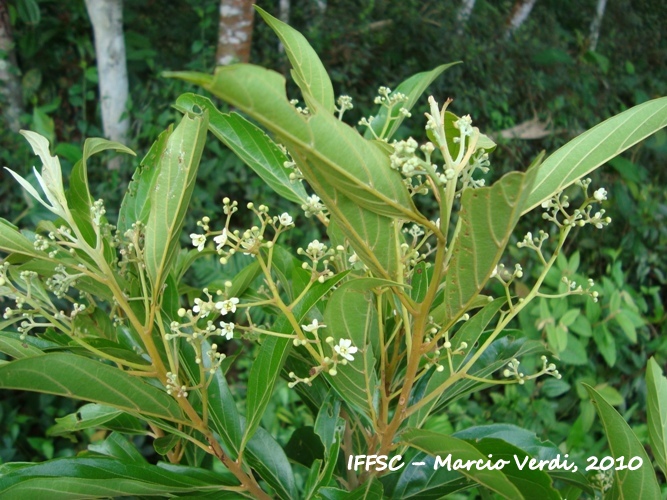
(523, 97, 667, 214)
(402, 428, 522, 499)
(646, 357, 667, 477)
(88, 432, 146, 464)
(175, 93, 309, 205)
(245, 424, 297, 500)
(584, 384, 661, 498)
(255, 6, 335, 113)
(0, 218, 43, 258)
(144, 113, 208, 292)
(168, 66, 423, 223)
(0, 353, 187, 424)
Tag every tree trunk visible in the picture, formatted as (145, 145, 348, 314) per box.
(215, 0, 257, 66)
(0, 0, 22, 133)
(505, 0, 537, 38)
(588, 0, 607, 51)
(456, 0, 476, 35)
(278, 0, 289, 53)
(85, 0, 129, 166)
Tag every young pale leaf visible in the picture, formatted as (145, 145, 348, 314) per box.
(366, 63, 459, 141)
(322, 279, 394, 422)
(144, 112, 208, 292)
(255, 6, 335, 113)
(402, 428, 523, 499)
(118, 126, 172, 234)
(68, 138, 136, 247)
(646, 357, 667, 477)
(174, 93, 308, 205)
(0, 457, 239, 498)
(0, 353, 187, 424)
(441, 166, 538, 327)
(523, 96, 667, 214)
(584, 384, 661, 498)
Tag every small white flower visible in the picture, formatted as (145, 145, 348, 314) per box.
(219, 321, 235, 340)
(334, 338, 358, 362)
(215, 297, 239, 315)
(213, 229, 228, 250)
(278, 212, 293, 226)
(593, 188, 608, 201)
(302, 319, 326, 333)
(455, 115, 474, 136)
(190, 233, 206, 252)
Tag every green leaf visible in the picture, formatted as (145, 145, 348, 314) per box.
(464, 438, 560, 499)
(0, 333, 43, 358)
(441, 166, 538, 326)
(255, 5, 335, 113)
(323, 278, 392, 422)
(523, 97, 667, 214)
(402, 428, 523, 499)
(47, 403, 145, 437)
(118, 126, 171, 234)
(344, 478, 384, 499)
(646, 357, 667, 477)
(0, 218, 43, 258)
(584, 384, 661, 499)
(410, 262, 430, 303)
(67, 138, 136, 247)
(614, 310, 637, 343)
(366, 64, 459, 141)
(175, 93, 309, 205)
(245, 424, 297, 500)
(144, 112, 208, 292)
(154, 434, 180, 456)
(167, 66, 422, 223)
(314, 390, 342, 455)
(88, 432, 146, 464)
(0, 353, 187, 424)
(241, 272, 348, 450)
(0, 457, 238, 498)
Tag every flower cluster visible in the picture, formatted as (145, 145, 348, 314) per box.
(503, 355, 561, 384)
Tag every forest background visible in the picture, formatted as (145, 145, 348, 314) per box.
(0, 0, 665, 481)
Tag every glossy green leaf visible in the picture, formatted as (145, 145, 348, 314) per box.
(47, 403, 145, 437)
(118, 126, 171, 234)
(314, 390, 342, 455)
(144, 112, 208, 292)
(646, 357, 667, 477)
(0, 353, 187, 424)
(410, 262, 430, 303)
(245, 424, 297, 500)
(153, 434, 180, 456)
(0, 457, 238, 498)
(442, 167, 538, 326)
(366, 63, 458, 141)
(523, 97, 667, 214)
(344, 478, 384, 499)
(402, 428, 523, 499)
(255, 6, 335, 113)
(323, 278, 391, 421)
(175, 93, 309, 205)
(584, 384, 661, 498)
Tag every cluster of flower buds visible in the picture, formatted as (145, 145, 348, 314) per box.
(503, 355, 561, 384)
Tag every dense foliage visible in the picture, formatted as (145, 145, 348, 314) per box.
(0, 1, 666, 497)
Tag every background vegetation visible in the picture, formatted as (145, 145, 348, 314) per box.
(0, 0, 665, 487)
